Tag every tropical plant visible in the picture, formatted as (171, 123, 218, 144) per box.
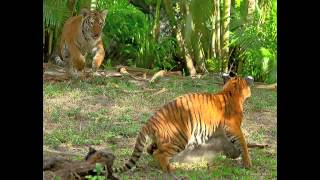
(43, 0, 277, 83)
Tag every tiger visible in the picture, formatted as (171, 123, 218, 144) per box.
(54, 8, 108, 78)
(113, 74, 254, 176)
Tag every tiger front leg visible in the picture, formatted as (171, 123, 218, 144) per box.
(92, 41, 105, 72)
(225, 125, 252, 168)
(66, 43, 86, 79)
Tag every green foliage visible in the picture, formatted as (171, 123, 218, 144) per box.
(43, 0, 70, 31)
(85, 163, 106, 180)
(230, 0, 277, 83)
(43, 0, 277, 83)
(99, 0, 177, 70)
(205, 58, 220, 72)
(100, 0, 150, 66)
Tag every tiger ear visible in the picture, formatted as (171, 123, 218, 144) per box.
(222, 73, 231, 85)
(80, 8, 90, 17)
(101, 9, 108, 21)
(245, 76, 254, 86)
(88, 146, 97, 153)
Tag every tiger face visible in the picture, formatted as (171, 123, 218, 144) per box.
(81, 9, 108, 40)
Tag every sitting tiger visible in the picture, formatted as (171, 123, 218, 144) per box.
(113, 74, 254, 176)
(54, 8, 108, 78)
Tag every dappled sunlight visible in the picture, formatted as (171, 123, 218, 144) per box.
(172, 161, 209, 171)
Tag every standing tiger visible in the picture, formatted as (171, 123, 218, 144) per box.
(113, 74, 254, 176)
(54, 8, 108, 78)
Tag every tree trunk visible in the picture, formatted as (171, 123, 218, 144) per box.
(90, 0, 96, 11)
(176, 28, 197, 77)
(152, 0, 161, 40)
(214, 0, 221, 70)
(247, 0, 256, 23)
(194, 34, 207, 73)
(174, 2, 197, 77)
(230, 0, 236, 21)
(221, 0, 231, 72)
(211, 3, 216, 58)
(241, 0, 256, 24)
(198, 45, 207, 73)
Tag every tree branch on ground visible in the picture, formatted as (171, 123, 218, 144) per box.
(43, 147, 118, 180)
(247, 143, 269, 149)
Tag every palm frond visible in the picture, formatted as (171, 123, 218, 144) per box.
(43, 0, 71, 29)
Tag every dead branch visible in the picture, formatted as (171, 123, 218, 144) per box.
(43, 147, 118, 180)
(255, 83, 277, 91)
(128, 74, 149, 81)
(43, 148, 83, 157)
(121, 88, 160, 93)
(247, 143, 269, 149)
(105, 72, 123, 77)
(115, 65, 153, 74)
(152, 88, 167, 96)
(149, 70, 167, 83)
(117, 66, 149, 81)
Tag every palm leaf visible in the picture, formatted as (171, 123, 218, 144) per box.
(43, 0, 70, 30)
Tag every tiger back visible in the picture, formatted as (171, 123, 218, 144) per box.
(113, 75, 254, 175)
(54, 8, 108, 77)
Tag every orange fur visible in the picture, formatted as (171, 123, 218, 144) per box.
(57, 9, 108, 76)
(114, 76, 253, 174)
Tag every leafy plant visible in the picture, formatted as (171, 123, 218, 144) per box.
(229, 0, 277, 83)
(85, 163, 106, 180)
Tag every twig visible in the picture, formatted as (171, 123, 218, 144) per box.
(255, 83, 277, 90)
(43, 147, 83, 157)
(105, 72, 123, 77)
(118, 67, 149, 81)
(247, 143, 269, 149)
(151, 88, 167, 96)
(149, 70, 167, 83)
(128, 74, 149, 82)
(121, 88, 160, 93)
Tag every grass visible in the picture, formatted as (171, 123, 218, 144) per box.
(43, 74, 277, 179)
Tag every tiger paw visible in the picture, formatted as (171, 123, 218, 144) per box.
(243, 160, 252, 169)
(168, 164, 176, 172)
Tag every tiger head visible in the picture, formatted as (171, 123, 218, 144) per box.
(222, 73, 254, 99)
(80, 8, 108, 40)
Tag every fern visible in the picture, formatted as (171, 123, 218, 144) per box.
(43, 0, 70, 30)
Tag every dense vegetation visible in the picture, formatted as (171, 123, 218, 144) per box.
(43, 0, 277, 83)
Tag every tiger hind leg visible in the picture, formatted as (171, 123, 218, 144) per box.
(152, 142, 178, 173)
(154, 143, 190, 180)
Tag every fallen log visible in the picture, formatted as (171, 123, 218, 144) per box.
(254, 83, 277, 91)
(43, 147, 118, 180)
(247, 143, 270, 149)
